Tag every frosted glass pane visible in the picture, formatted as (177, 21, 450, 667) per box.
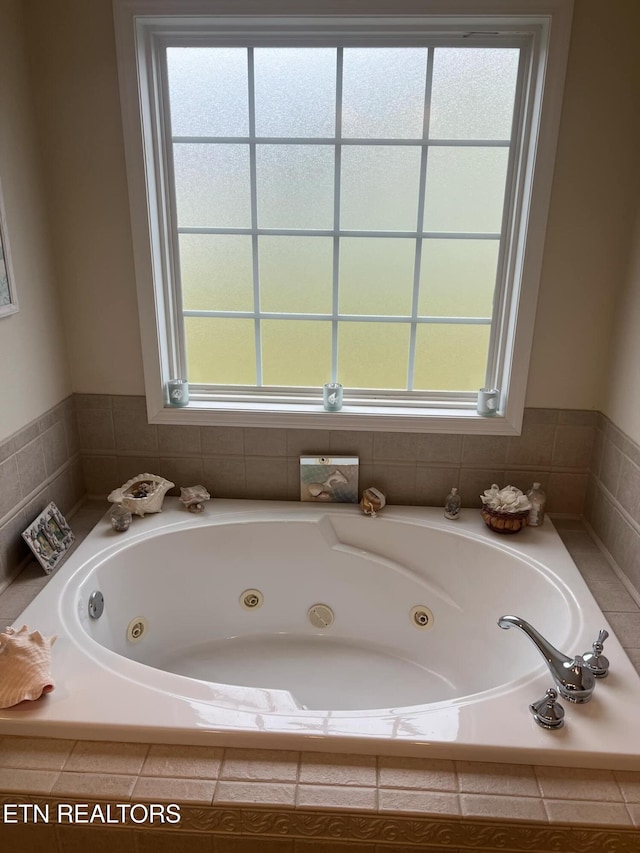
(341, 147, 421, 231)
(259, 237, 332, 313)
(254, 48, 336, 137)
(261, 320, 331, 386)
(180, 235, 253, 312)
(418, 240, 499, 317)
(339, 238, 415, 316)
(174, 144, 251, 227)
(338, 322, 409, 390)
(413, 324, 490, 391)
(257, 145, 334, 229)
(342, 48, 427, 139)
(167, 48, 249, 137)
(185, 318, 255, 385)
(431, 49, 519, 140)
(423, 148, 508, 233)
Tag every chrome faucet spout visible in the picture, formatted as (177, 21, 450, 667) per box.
(498, 615, 596, 703)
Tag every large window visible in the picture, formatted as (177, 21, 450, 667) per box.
(114, 3, 573, 432)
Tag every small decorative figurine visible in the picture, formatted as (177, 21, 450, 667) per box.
(444, 487, 461, 520)
(179, 485, 211, 513)
(361, 487, 386, 518)
(526, 482, 547, 527)
(108, 473, 174, 517)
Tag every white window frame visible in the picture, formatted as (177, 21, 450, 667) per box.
(113, 0, 573, 434)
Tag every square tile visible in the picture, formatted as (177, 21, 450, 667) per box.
(65, 740, 149, 774)
(299, 753, 376, 787)
(51, 771, 137, 799)
(297, 784, 376, 811)
(141, 744, 223, 779)
(0, 767, 60, 794)
(416, 434, 463, 464)
(378, 788, 460, 816)
(378, 757, 456, 792)
(606, 612, 640, 647)
(460, 793, 546, 822)
(201, 426, 245, 456)
(552, 425, 595, 469)
(0, 736, 74, 770)
(221, 749, 298, 782)
(614, 770, 640, 803)
(16, 439, 47, 499)
(214, 780, 296, 805)
(76, 409, 115, 451)
(456, 761, 539, 797)
(535, 766, 621, 801)
(587, 581, 639, 612)
(544, 799, 631, 826)
(133, 776, 216, 804)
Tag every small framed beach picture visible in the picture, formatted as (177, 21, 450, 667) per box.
(300, 456, 359, 503)
(22, 502, 75, 574)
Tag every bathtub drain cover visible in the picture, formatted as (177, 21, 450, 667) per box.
(126, 616, 148, 643)
(308, 603, 334, 629)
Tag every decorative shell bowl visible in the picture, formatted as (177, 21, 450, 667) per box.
(108, 473, 174, 517)
(481, 506, 529, 535)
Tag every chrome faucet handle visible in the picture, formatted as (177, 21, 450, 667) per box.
(582, 629, 610, 678)
(530, 688, 565, 729)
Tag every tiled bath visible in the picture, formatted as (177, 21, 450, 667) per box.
(2, 398, 640, 849)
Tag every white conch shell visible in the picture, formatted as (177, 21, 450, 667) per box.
(0, 625, 57, 709)
(108, 473, 174, 517)
(179, 485, 210, 513)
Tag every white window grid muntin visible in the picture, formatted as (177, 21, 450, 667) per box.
(145, 24, 537, 406)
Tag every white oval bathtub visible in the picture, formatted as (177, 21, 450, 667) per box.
(3, 499, 640, 769)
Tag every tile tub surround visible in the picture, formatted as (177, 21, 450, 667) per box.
(1, 510, 640, 846)
(586, 414, 640, 619)
(1, 749, 640, 853)
(78, 395, 596, 515)
(0, 396, 84, 595)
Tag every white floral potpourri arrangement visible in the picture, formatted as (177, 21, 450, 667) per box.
(480, 484, 532, 513)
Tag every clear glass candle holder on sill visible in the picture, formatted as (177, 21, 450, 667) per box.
(477, 387, 499, 417)
(323, 383, 343, 412)
(167, 378, 189, 407)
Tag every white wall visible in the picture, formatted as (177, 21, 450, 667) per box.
(16, 0, 640, 421)
(605, 204, 640, 445)
(0, 0, 71, 442)
(525, 0, 640, 411)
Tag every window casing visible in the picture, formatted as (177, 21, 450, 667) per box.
(114, 1, 573, 433)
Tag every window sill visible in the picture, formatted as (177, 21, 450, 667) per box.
(148, 399, 522, 435)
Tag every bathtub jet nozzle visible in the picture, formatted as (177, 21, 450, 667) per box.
(498, 615, 596, 704)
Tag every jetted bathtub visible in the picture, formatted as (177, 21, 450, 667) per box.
(3, 499, 640, 769)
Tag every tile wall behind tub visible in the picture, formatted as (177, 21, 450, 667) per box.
(586, 414, 640, 603)
(78, 395, 596, 516)
(0, 396, 84, 594)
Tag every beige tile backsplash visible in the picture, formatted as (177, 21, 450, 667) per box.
(3, 398, 640, 849)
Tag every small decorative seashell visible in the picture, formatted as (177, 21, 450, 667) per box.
(361, 487, 386, 518)
(179, 485, 211, 513)
(0, 625, 57, 709)
(108, 473, 174, 517)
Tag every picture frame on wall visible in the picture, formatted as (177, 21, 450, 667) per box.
(22, 503, 75, 575)
(0, 172, 18, 318)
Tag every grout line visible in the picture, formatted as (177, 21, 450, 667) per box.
(0, 452, 83, 530)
